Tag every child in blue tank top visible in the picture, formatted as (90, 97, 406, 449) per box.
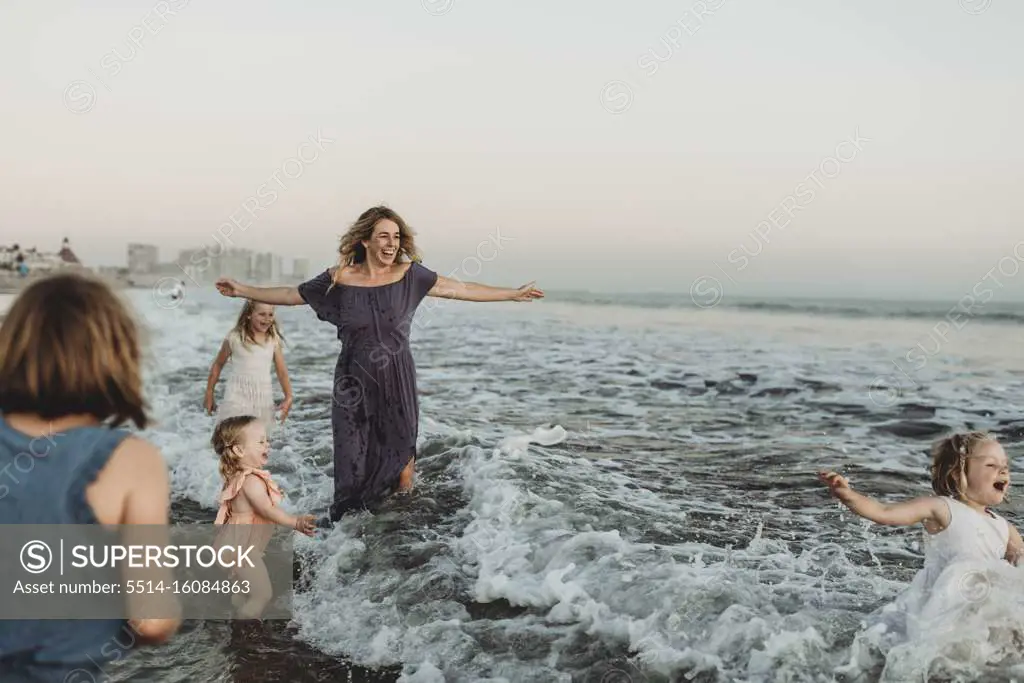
(0, 272, 181, 682)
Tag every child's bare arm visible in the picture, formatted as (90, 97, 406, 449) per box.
(818, 471, 950, 530)
(1007, 525, 1024, 565)
(241, 477, 314, 535)
(273, 345, 293, 423)
(204, 339, 231, 413)
(113, 438, 182, 643)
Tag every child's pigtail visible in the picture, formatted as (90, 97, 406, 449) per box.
(211, 415, 260, 482)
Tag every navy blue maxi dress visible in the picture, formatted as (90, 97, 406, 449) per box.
(298, 261, 438, 521)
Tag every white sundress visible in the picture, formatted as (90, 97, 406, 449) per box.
(841, 496, 1024, 680)
(901, 497, 1011, 629)
(216, 331, 278, 433)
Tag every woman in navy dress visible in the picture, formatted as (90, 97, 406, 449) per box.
(215, 206, 543, 521)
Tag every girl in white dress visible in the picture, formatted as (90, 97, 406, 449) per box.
(204, 300, 292, 434)
(821, 431, 1024, 679)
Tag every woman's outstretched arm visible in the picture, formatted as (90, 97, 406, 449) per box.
(428, 275, 544, 302)
(215, 278, 304, 305)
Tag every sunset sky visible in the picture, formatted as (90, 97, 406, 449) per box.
(2, 0, 1022, 300)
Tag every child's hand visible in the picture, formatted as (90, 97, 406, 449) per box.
(278, 396, 293, 424)
(128, 617, 181, 645)
(293, 514, 316, 537)
(204, 393, 216, 416)
(818, 471, 851, 499)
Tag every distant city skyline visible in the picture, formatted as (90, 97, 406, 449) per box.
(2, 1, 1022, 302)
(4, 233, 1024, 303)
(118, 241, 310, 285)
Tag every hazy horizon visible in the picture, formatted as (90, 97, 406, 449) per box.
(3, 0, 1023, 302)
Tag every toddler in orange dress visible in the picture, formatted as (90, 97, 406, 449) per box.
(211, 415, 315, 619)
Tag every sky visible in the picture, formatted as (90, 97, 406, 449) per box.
(1, 0, 1022, 301)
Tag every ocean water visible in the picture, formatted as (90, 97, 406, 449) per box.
(2, 288, 1024, 682)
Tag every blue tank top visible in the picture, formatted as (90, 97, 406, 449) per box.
(0, 416, 135, 682)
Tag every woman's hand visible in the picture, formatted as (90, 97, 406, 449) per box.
(277, 396, 293, 424)
(818, 471, 851, 500)
(204, 392, 216, 416)
(215, 278, 243, 298)
(511, 282, 544, 302)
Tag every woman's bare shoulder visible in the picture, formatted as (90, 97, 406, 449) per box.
(333, 265, 374, 283)
(328, 265, 353, 282)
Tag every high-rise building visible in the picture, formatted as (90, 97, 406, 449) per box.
(253, 252, 283, 283)
(220, 248, 253, 281)
(292, 258, 310, 281)
(127, 244, 159, 274)
(177, 247, 219, 283)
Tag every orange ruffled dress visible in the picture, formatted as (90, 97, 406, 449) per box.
(214, 467, 283, 558)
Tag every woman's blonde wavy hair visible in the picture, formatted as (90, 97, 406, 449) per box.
(331, 206, 421, 287)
